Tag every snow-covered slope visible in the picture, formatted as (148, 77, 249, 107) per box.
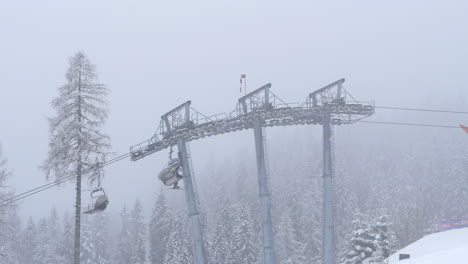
(388, 227, 468, 264)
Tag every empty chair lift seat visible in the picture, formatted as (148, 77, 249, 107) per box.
(83, 189, 109, 214)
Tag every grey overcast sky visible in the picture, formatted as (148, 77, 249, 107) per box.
(0, 0, 467, 220)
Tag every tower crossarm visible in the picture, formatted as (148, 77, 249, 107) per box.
(130, 81, 375, 161)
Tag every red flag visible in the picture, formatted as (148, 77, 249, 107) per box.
(460, 124, 468, 134)
(240, 74, 246, 92)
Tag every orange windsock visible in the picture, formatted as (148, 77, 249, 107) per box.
(460, 124, 468, 134)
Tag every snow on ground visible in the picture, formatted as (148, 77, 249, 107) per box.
(388, 227, 468, 264)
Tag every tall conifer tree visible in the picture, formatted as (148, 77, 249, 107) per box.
(149, 191, 172, 264)
(131, 200, 147, 264)
(115, 207, 132, 264)
(42, 52, 110, 264)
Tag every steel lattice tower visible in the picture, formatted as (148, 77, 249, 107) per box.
(130, 79, 374, 264)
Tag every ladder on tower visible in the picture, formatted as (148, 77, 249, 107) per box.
(262, 127, 273, 199)
(331, 124, 336, 177)
(186, 143, 207, 228)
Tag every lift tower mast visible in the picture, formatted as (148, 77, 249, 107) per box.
(135, 101, 208, 264)
(239, 84, 276, 264)
(162, 102, 207, 264)
(177, 139, 207, 264)
(308, 79, 374, 264)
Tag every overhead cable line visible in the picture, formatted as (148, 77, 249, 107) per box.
(0, 152, 132, 208)
(356, 120, 460, 129)
(2, 107, 468, 208)
(375, 106, 468, 115)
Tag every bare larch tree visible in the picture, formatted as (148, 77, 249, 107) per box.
(42, 52, 110, 264)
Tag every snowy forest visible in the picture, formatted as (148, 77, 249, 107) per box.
(1, 121, 467, 263)
(1, 1, 468, 264)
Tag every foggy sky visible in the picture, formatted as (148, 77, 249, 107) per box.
(0, 0, 467, 220)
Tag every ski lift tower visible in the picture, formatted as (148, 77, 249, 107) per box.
(306, 79, 374, 264)
(163, 102, 207, 264)
(132, 101, 208, 264)
(238, 84, 276, 264)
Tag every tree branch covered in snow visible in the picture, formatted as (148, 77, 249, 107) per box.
(41, 52, 110, 184)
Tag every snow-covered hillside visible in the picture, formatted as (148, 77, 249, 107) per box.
(388, 228, 468, 264)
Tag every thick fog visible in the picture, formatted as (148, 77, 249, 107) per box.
(0, 0, 467, 253)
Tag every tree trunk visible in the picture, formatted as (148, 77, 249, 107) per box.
(74, 69, 83, 264)
(74, 164, 82, 264)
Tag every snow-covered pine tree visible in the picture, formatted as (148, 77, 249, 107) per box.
(34, 217, 61, 264)
(42, 51, 110, 264)
(80, 213, 110, 264)
(20, 217, 37, 264)
(33, 218, 47, 264)
(47, 207, 60, 248)
(276, 211, 303, 264)
(149, 191, 172, 264)
(0, 145, 22, 264)
(341, 214, 374, 264)
(209, 199, 234, 264)
(0, 207, 21, 264)
(274, 164, 321, 263)
(17, 210, 51, 263)
(234, 159, 257, 203)
(0, 144, 16, 263)
(80, 215, 93, 264)
(295, 147, 322, 260)
(342, 212, 397, 264)
(367, 214, 397, 264)
(228, 200, 258, 264)
(164, 213, 192, 264)
(392, 152, 428, 246)
(443, 146, 468, 217)
(131, 199, 147, 264)
(335, 155, 359, 260)
(58, 211, 74, 264)
(93, 213, 110, 264)
(115, 206, 133, 264)
(293, 181, 319, 263)
(0, 144, 10, 212)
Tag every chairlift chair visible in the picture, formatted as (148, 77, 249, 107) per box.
(158, 158, 183, 186)
(83, 188, 109, 214)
